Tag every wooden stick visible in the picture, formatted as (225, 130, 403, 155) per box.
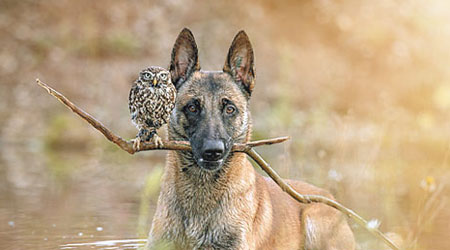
(36, 79, 289, 154)
(36, 78, 400, 250)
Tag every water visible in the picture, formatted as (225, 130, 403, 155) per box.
(60, 239, 147, 250)
(0, 144, 164, 250)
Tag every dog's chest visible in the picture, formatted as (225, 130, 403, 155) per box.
(182, 212, 240, 249)
(165, 188, 244, 249)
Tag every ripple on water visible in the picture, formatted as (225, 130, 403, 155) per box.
(60, 239, 147, 250)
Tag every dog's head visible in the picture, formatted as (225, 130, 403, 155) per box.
(168, 28, 255, 171)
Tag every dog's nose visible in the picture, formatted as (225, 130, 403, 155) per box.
(202, 139, 225, 161)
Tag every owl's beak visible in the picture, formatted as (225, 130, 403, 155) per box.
(152, 78, 158, 85)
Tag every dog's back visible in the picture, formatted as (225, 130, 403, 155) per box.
(147, 28, 355, 250)
(260, 177, 355, 249)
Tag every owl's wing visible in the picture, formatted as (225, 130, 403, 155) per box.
(128, 80, 140, 118)
(168, 83, 177, 105)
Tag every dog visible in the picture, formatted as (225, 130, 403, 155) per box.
(147, 28, 355, 250)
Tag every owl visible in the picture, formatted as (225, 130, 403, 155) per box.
(128, 66, 176, 150)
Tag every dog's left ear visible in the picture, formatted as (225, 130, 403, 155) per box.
(223, 30, 255, 96)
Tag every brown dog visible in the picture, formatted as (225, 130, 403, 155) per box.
(147, 28, 355, 250)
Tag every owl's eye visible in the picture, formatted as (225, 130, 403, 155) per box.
(141, 71, 154, 81)
(225, 104, 236, 115)
(159, 72, 168, 81)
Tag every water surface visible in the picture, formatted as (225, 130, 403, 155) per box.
(0, 144, 163, 250)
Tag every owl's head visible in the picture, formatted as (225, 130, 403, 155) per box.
(139, 66, 171, 86)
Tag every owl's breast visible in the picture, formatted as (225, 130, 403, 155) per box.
(135, 85, 175, 127)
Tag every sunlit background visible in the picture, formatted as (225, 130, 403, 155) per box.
(1, 0, 449, 249)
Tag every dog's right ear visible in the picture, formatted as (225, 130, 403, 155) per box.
(169, 28, 201, 89)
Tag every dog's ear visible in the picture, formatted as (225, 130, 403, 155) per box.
(169, 28, 201, 89)
(223, 30, 255, 96)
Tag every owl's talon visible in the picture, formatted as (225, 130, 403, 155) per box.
(152, 134, 163, 148)
(133, 138, 142, 151)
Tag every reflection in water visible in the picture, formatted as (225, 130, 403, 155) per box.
(0, 144, 163, 250)
(60, 239, 147, 250)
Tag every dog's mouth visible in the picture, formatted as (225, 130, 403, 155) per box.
(193, 149, 231, 171)
(197, 158, 225, 171)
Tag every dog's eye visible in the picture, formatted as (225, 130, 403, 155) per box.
(187, 104, 198, 113)
(225, 105, 236, 115)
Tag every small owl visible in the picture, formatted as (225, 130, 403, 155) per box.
(128, 66, 176, 150)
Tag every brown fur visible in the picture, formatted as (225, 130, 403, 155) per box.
(147, 28, 355, 250)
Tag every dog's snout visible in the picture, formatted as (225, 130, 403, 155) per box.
(202, 140, 225, 161)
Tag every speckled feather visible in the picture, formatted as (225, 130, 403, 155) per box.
(128, 66, 176, 138)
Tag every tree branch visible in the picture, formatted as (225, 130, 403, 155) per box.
(36, 79, 289, 154)
(36, 78, 400, 250)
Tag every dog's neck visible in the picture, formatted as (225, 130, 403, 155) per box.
(163, 150, 253, 213)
